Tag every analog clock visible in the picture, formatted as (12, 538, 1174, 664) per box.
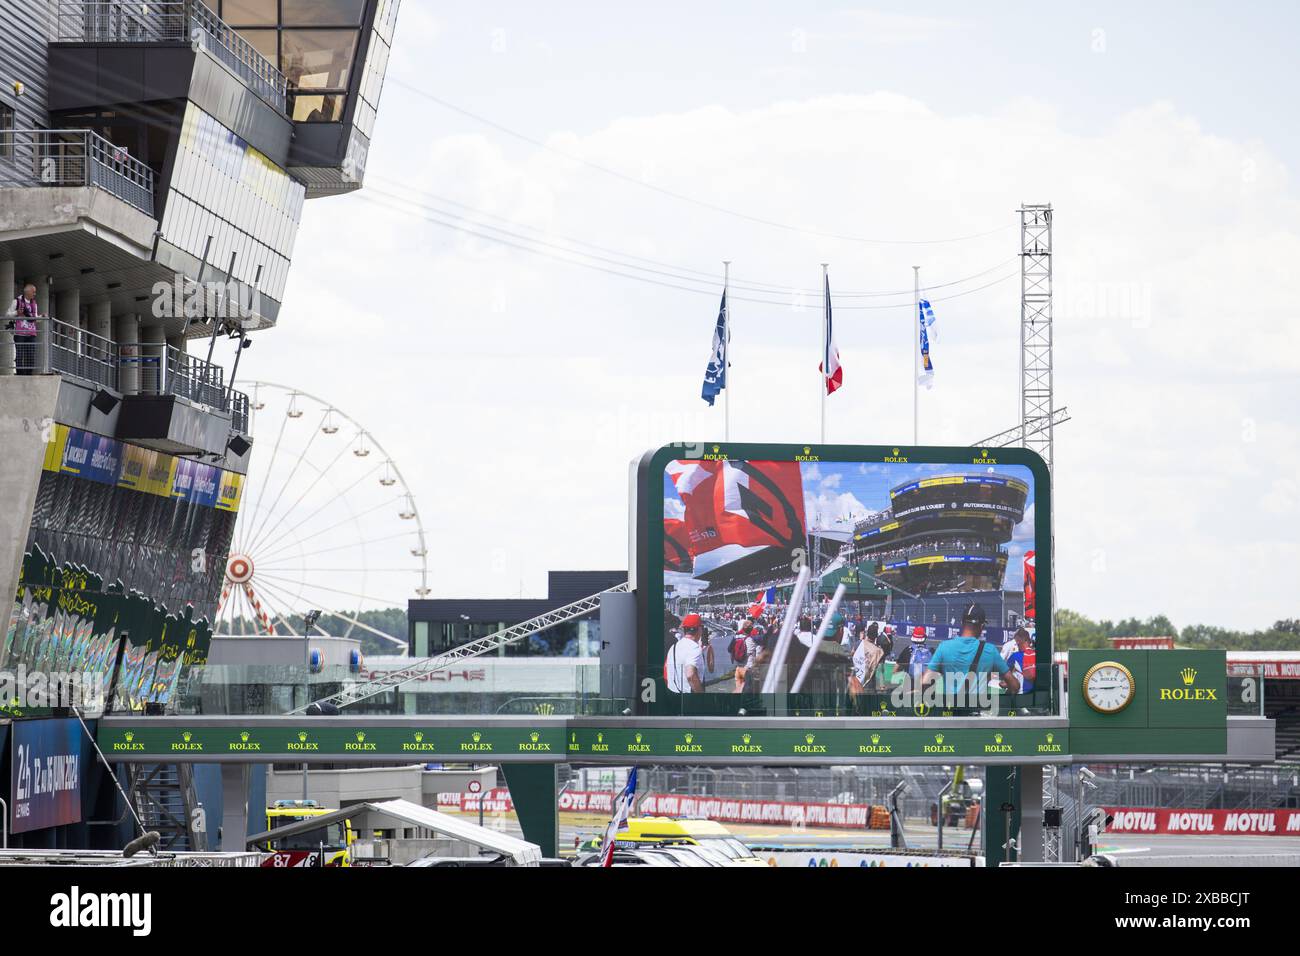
(1082, 661, 1136, 714)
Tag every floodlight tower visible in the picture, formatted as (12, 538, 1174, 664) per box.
(1019, 204, 1055, 471)
(1020, 203, 1062, 861)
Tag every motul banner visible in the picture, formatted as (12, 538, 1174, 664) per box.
(639, 793, 880, 830)
(1105, 807, 1300, 836)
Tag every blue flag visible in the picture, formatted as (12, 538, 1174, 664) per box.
(918, 298, 936, 389)
(701, 290, 727, 406)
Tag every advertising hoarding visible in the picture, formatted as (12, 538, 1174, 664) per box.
(10, 718, 82, 834)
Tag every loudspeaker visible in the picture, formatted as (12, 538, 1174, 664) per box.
(90, 389, 120, 415)
(227, 434, 251, 457)
(1043, 806, 1063, 828)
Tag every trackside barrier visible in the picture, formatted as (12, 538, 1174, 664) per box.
(1104, 806, 1300, 837)
(440, 789, 913, 831)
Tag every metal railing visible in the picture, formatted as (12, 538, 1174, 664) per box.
(49, 318, 119, 389)
(0, 129, 155, 213)
(4, 318, 249, 425)
(51, 1, 288, 111)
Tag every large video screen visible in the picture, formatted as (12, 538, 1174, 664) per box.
(636, 444, 1050, 707)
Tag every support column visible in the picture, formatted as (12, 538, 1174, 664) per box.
(0, 260, 13, 306)
(982, 765, 1022, 867)
(500, 763, 558, 858)
(1018, 764, 1044, 863)
(35, 276, 50, 318)
(219, 763, 251, 852)
(55, 288, 81, 329)
(87, 300, 112, 340)
(115, 314, 140, 395)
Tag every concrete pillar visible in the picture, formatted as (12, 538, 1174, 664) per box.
(1018, 764, 1044, 863)
(500, 763, 558, 858)
(219, 763, 251, 852)
(115, 313, 140, 395)
(87, 300, 112, 340)
(35, 276, 50, 317)
(55, 288, 80, 329)
(0, 261, 13, 375)
(0, 260, 13, 308)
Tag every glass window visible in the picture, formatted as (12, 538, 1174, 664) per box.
(282, 30, 358, 89)
(236, 28, 279, 64)
(290, 94, 347, 122)
(221, 0, 277, 26)
(1, 104, 16, 160)
(283, 0, 366, 26)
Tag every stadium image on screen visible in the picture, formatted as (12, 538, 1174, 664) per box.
(660, 456, 1038, 694)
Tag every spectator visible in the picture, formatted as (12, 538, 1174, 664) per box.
(8, 282, 40, 375)
(665, 613, 708, 694)
(923, 604, 1020, 695)
(849, 622, 884, 696)
(1006, 628, 1036, 693)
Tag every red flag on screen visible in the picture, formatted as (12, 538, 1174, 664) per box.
(666, 460, 723, 556)
(715, 460, 806, 550)
(663, 518, 693, 573)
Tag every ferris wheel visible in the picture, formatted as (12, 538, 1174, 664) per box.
(215, 381, 429, 651)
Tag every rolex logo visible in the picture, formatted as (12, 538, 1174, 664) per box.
(742, 733, 751, 745)
(240, 731, 250, 742)
(124, 731, 134, 742)
(634, 733, 643, 744)
(712, 445, 719, 453)
(684, 733, 694, 744)
(414, 731, 424, 742)
(597, 732, 604, 744)
(1181, 667, 1197, 686)
(1046, 733, 1054, 744)
(892, 448, 899, 456)
(182, 731, 192, 742)
(994, 733, 1003, 744)
(803, 446, 811, 455)
(870, 733, 880, 745)
(529, 732, 540, 743)
(982, 449, 989, 457)
(472, 732, 482, 743)
(805, 734, 815, 744)
(298, 731, 308, 742)
(935, 734, 945, 744)
(356, 732, 366, 743)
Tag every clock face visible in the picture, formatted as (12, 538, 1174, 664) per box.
(1083, 661, 1136, 714)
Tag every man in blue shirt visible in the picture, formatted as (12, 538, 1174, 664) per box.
(923, 604, 1021, 695)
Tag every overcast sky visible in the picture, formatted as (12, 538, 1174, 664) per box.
(234, 1, 1299, 631)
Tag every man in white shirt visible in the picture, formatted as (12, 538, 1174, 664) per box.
(665, 613, 707, 693)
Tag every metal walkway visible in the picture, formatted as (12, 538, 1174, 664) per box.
(290, 582, 630, 713)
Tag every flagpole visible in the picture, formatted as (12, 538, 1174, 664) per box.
(820, 263, 828, 443)
(723, 260, 731, 442)
(912, 265, 920, 445)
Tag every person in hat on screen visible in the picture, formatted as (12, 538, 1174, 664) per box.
(923, 604, 1019, 694)
(894, 625, 932, 684)
(665, 612, 709, 693)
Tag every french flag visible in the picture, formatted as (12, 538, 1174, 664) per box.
(820, 273, 842, 395)
(599, 767, 639, 867)
(748, 587, 776, 619)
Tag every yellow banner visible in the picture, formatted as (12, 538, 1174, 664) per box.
(215, 472, 244, 512)
(42, 423, 69, 472)
(919, 476, 966, 488)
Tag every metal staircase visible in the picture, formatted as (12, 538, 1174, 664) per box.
(127, 763, 205, 851)
(292, 582, 630, 713)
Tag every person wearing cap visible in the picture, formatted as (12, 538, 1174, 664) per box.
(894, 625, 933, 683)
(665, 612, 708, 693)
(923, 604, 1020, 694)
(1006, 628, 1036, 693)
